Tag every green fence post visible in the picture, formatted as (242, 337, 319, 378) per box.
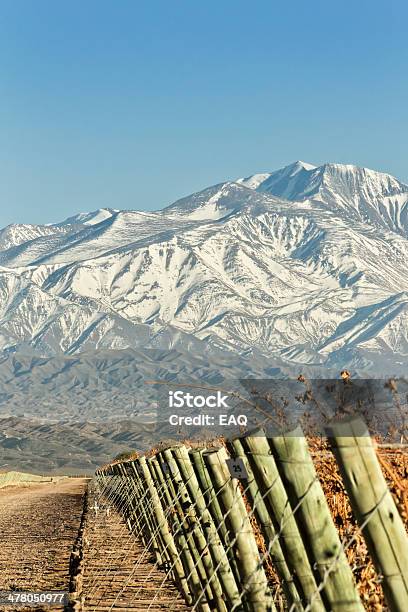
(242, 432, 324, 610)
(329, 416, 408, 612)
(204, 446, 275, 612)
(173, 445, 241, 611)
(189, 448, 242, 589)
(270, 428, 364, 611)
(139, 455, 193, 605)
(231, 437, 303, 610)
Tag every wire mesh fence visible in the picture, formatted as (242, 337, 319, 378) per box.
(73, 415, 408, 611)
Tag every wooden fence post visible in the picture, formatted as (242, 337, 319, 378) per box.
(129, 460, 164, 565)
(122, 461, 144, 542)
(148, 454, 209, 612)
(204, 446, 276, 612)
(241, 432, 324, 611)
(138, 455, 193, 605)
(329, 416, 408, 612)
(156, 450, 213, 612)
(117, 463, 135, 532)
(173, 445, 242, 610)
(163, 447, 227, 611)
(150, 454, 212, 612)
(230, 437, 303, 610)
(270, 427, 364, 611)
(189, 449, 242, 589)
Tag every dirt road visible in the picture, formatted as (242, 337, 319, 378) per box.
(0, 478, 190, 611)
(0, 478, 87, 608)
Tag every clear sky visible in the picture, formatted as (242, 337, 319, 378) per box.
(0, 0, 407, 226)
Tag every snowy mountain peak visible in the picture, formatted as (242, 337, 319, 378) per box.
(162, 181, 259, 220)
(283, 160, 317, 174)
(242, 161, 408, 200)
(238, 161, 317, 200)
(56, 207, 120, 227)
(0, 160, 407, 379)
(318, 162, 407, 193)
(0, 223, 69, 251)
(239, 161, 408, 235)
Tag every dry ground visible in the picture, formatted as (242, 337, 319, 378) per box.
(0, 478, 87, 610)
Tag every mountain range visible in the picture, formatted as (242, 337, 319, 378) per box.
(0, 160, 407, 424)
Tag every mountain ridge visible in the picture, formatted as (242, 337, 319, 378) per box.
(239, 161, 408, 235)
(0, 160, 407, 418)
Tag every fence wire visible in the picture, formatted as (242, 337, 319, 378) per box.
(72, 420, 408, 612)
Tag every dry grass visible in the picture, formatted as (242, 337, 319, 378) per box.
(310, 438, 408, 610)
(239, 437, 408, 610)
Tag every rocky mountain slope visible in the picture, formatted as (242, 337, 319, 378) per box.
(0, 161, 407, 421)
(0, 415, 156, 472)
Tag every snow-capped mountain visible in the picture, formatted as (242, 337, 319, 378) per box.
(239, 161, 408, 235)
(0, 223, 72, 251)
(0, 161, 407, 393)
(55, 207, 120, 227)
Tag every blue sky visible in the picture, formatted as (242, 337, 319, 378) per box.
(0, 0, 407, 226)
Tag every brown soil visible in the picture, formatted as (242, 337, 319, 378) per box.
(0, 478, 87, 611)
(80, 489, 190, 611)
